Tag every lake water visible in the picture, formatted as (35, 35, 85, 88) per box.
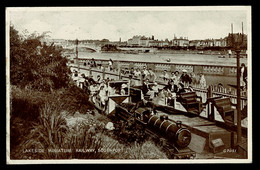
(77, 51, 248, 67)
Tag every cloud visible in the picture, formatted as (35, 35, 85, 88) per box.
(8, 8, 248, 41)
(54, 24, 84, 40)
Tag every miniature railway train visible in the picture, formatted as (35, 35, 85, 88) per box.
(114, 103, 196, 159)
(87, 80, 197, 159)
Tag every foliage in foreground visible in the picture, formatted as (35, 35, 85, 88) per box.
(11, 99, 167, 159)
(10, 25, 71, 92)
(10, 85, 95, 157)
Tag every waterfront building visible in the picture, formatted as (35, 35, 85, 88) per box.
(189, 40, 200, 49)
(213, 38, 227, 47)
(199, 39, 214, 47)
(148, 40, 159, 47)
(140, 36, 150, 47)
(128, 35, 160, 47)
(127, 35, 142, 46)
(158, 40, 170, 47)
(172, 36, 189, 47)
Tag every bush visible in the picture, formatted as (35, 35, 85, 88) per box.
(60, 85, 95, 115)
(11, 86, 49, 121)
(10, 26, 71, 92)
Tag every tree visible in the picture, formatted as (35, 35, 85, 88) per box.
(10, 26, 71, 91)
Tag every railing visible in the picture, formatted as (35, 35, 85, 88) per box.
(75, 58, 238, 77)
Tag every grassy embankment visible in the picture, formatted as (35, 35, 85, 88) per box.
(10, 85, 167, 159)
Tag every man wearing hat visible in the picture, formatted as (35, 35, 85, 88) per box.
(88, 75, 96, 85)
(142, 78, 152, 96)
(159, 70, 169, 82)
(120, 83, 128, 95)
(148, 68, 157, 83)
(142, 66, 149, 79)
(180, 69, 192, 87)
(129, 74, 136, 87)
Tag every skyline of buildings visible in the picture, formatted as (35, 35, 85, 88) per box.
(42, 32, 247, 49)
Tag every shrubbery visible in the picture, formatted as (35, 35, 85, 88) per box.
(10, 25, 71, 92)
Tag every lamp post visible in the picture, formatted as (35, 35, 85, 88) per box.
(236, 49, 242, 145)
(232, 22, 244, 146)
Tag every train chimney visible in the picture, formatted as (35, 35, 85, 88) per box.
(176, 121, 182, 128)
(160, 115, 168, 121)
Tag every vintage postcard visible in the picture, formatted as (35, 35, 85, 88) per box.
(6, 6, 252, 164)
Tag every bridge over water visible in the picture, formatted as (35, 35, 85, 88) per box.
(78, 43, 102, 52)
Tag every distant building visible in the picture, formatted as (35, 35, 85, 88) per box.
(127, 35, 142, 46)
(140, 36, 150, 47)
(172, 37, 189, 47)
(199, 39, 214, 47)
(213, 38, 227, 47)
(158, 40, 169, 47)
(148, 40, 159, 47)
(189, 40, 200, 48)
(127, 35, 157, 47)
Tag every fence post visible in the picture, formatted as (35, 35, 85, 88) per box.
(89, 68, 92, 77)
(207, 85, 212, 98)
(206, 85, 213, 121)
(210, 102, 215, 121)
(118, 67, 121, 80)
(102, 67, 105, 80)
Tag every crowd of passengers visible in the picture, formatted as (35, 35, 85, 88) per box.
(83, 58, 207, 89)
(71, 64, 207, 109)
(72, 58, 247, 111)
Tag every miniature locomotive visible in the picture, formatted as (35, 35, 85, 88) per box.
(115, 103, 196, 159)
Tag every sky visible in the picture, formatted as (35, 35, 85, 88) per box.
(7, 7, 250, 41)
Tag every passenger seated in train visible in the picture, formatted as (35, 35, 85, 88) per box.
(133, 68, 141, 78)
(98, 84, 108, 108)
(141, 78, 153, 96)
(166, 79, 177, 93)
(77, 74, 86, 89)
(129, 74, 136, 87)
(159, 70, 170, 82)
(99, 80, 108, 91)
(142, 66, 149, 79)
(71, 70, 79, 83)
(87, 75, 96, 86)
(108, 84, 116, 96)
(147, 68, 157, 83)
(162, 85, 177, 107)
(130, 97, 157, 115)
(176, 82, 186, 95)
(120, 83, 128, 95)
(152, 88, 167, 106)
(130, 67, 135, 76)
(89, 83, 99, 96)
(180, 69, 192, 87)
(146, 82, 159, 100)
(96, 75, 102, 84)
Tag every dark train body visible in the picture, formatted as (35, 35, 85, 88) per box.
(115, 103, 196, 159)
